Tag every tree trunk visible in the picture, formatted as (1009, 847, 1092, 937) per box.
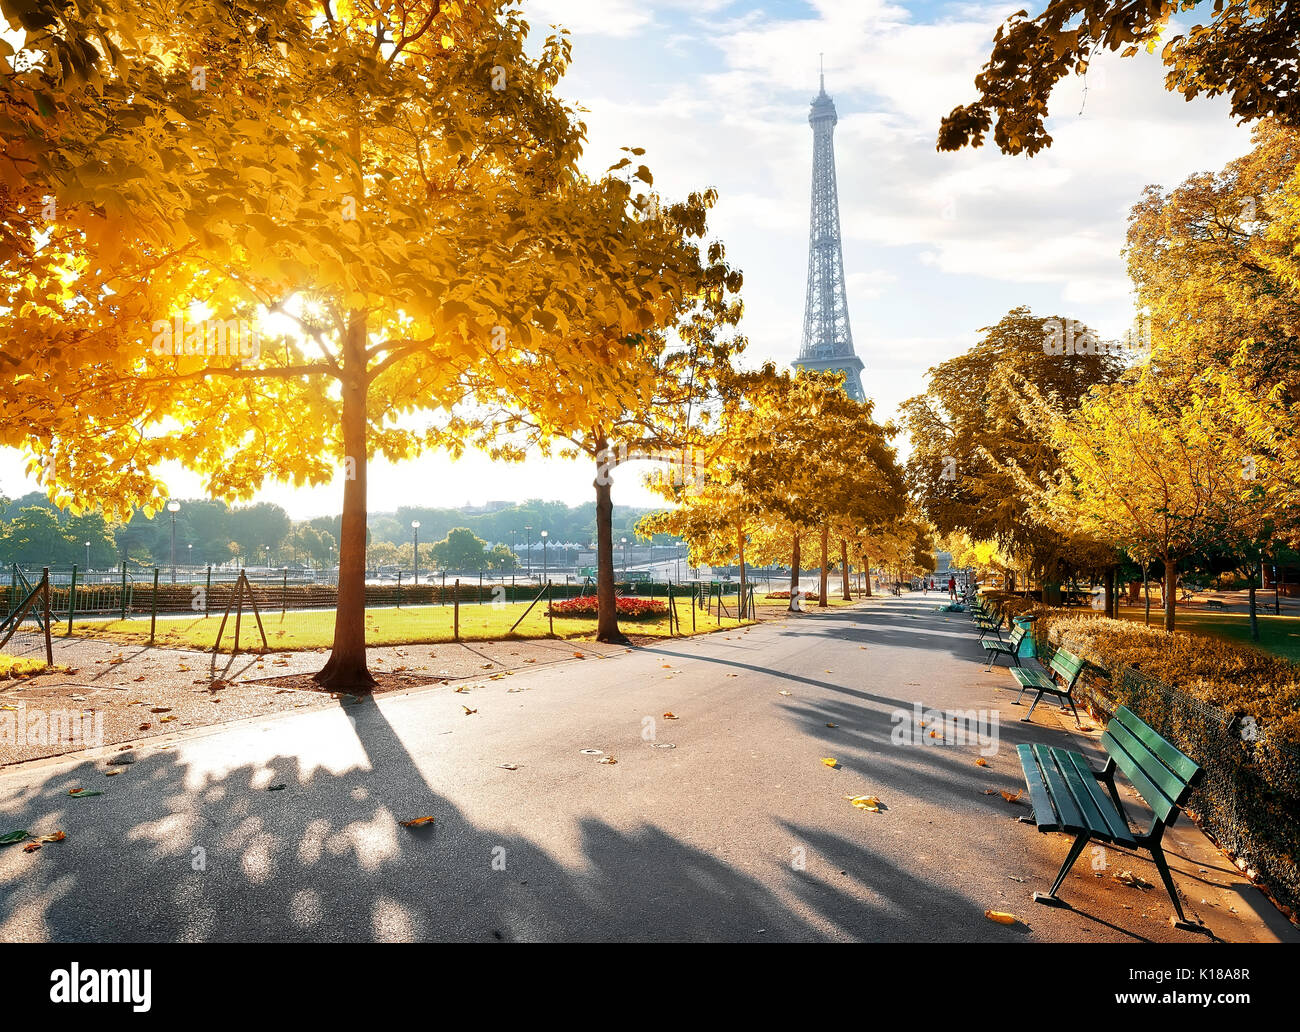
(315, 315, 375, 691)
(1249, 558, 1260, 641)
(788, 528, 801, 612)
(737, 523, 748, 622)
(863, 555, 872, 597)
(1163, 557, 1177, 632)
(1142, 565, 1151, 626)
(1103, 566, 1115, 619)
(818, 524, 829, 607)
(840, 539, 852, 600)
(593, 446, 628, 644)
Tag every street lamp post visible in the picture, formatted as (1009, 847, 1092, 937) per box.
(187, 543, 192, 576)
(167, 500, 180, 584)
(524, 525, 533, 578)
(540, 530, 548, 582)
(84, 541, 90, 570)
(411, 520, 421, 585)
(621, 537, 628, 576)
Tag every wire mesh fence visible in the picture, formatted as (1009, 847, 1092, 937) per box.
(0, 568, 53, 668)
(1, 563, 756, 653)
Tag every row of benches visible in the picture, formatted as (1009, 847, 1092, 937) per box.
(965, 595, 1205, 930)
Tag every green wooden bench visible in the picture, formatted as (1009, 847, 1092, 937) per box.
(1016, 705, 1205, 931)
(972, 606, 1003, 640)
(981, 622, 1026, 668)
(1009, 645, 1085, 725)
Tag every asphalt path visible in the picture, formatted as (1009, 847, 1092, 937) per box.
(0, 593, 1289, 942)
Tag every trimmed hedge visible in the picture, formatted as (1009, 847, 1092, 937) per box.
(980, 590, 1300, 922)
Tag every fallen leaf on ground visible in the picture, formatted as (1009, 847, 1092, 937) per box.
(400, 816, 436, 828)
(23, 842, 41, 852)
(821, 757, 839, 768)
(68, 788, 102, 798)
(160, 715, 177, 723)
(1000, 790, 1023, 803)
(985, 910, 1017, 925)
(598, 756, 617, 765)
(778, 689, 791, 696)
(573, 652, 585, 659)
(138, 723, 151, 731)
(462, 706, 477, 715)
(34, 832, 65, 843)
(846, 795, 883, 812)
(105, 770, 121, 777)
(1113, 870, 1152, 889)
(150, 707, 171, 713)
(0, 830, 29, 846)
(133, 675, 145, 682)
(664, 712, 678, 719)
(498, 763, 519, 771)
(975, 757, 989, 767)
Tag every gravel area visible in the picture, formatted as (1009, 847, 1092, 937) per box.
(0, 634, 637, 766)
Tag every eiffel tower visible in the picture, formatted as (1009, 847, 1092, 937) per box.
(792, 65, 865, 402)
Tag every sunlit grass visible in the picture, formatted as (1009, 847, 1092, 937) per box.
(0, 654, 52, 679)
(69, 599, 751, 652)
(1117, 608, 1300, 663)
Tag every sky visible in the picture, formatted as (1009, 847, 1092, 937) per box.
(0, 0, 1255, 519)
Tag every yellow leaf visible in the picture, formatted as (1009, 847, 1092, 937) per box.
(400, 816, 435, 827)
(985, 910, 1017, 925)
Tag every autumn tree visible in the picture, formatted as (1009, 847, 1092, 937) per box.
(940, 2, 1300, 156)
(643, 368, 904, 611)
(901, 306, 1124, 601)
(1, 1, 694, 687)
(463, 198, 745, 643)
(1004, 366, 1259, 631)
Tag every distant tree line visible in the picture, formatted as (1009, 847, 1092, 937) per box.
(0, 493, 676, 571)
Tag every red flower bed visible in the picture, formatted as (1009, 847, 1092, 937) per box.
(548, 595, 667, 619)
(764, 590, 817, 599)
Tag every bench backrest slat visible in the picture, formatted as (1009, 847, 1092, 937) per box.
(1100, 706, 1202, 827)
(1048, 647, 1085, 686)
(1114, 706, 1201, 785)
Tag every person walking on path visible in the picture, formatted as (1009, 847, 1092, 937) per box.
(948, 576, 957, 600)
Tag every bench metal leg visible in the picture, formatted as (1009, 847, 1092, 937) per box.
(1021, 689, 1046, 721)
(1034, 833, 1089, 907)
(1148, 841, 1202, 931)
(1064, 693, 1082, 727)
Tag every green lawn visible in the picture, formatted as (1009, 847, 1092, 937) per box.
(755, 594, 862, 608)
(1117, 608, 1300, 663)
(69, 599, 751, 652)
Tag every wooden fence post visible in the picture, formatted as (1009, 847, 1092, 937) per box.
(67, 564, 77, 635)
(150, 567, 159, 644)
